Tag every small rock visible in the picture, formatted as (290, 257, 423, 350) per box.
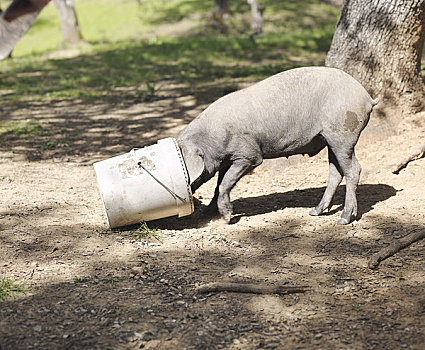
(142, 331, 154, 341)
(315, 333, 323, 339)
(33, 325, 42, 332)
(134, 332, 143, 340)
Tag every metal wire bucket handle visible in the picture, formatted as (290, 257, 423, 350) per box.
(130, 149, 187, 203)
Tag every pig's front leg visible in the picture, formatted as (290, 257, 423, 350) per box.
(204, 187, 219, 216)
(216, 158, 260, 223)
(204, 167, 229, 216)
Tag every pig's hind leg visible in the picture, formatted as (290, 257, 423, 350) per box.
(216, 157, 262, 223)
(334, 149, 361, 225)
(323, 141, 361, 225)
(309, 147, 343, 217)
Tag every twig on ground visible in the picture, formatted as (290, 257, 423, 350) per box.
(368, 230, 425, 269)
(271, 233, 299, 241)
(392, 143, 425, 174)
(196, 282, 310, 295)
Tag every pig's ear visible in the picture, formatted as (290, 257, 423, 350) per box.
(182, 149, 205, 185)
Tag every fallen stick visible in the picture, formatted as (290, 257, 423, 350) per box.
(392, 143, 425, 174)
(368, 230, 425, 269)
(196, 282, 309, 295)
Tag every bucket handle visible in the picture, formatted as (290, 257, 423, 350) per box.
(130, 149, 187, 203)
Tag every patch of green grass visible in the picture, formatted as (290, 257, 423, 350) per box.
(35, 140, 57, 150)
(72, 276, 88, 283)
(0, 175, 14, 181)
(419, 299, 425, 311)
(0, 275, 29, 301)
(105, 277, 118, 284)
(124, 222, 162, 242)
(0, 121, 51, 137)
(0, 33, 328, 104)
(141, 82, 160, 102)
(352, 304, 362, 311)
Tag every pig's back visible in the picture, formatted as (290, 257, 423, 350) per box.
(206, 66, 371, 120)
(193, 67, 374, 157)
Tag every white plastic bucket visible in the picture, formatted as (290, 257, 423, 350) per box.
(93, 138, 194, 228)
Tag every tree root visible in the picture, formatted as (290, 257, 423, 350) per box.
(368, 230, 425, 269)
(196, 282, 309, 295)
(392, 143, 425, 174)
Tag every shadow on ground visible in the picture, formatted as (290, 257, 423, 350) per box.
(145, 183, 397, 230)
(0, 214, 424, 349)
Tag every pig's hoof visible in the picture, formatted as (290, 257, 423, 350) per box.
(222, 213, 232, 224)
(337, 217, 350, 225)
(309, 208, 320, 216)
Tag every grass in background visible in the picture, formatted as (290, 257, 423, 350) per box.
(0, 0, 339, 107)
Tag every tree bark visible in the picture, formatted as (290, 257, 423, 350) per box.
(3, 0, 50, 22)
(392, 143, 425, 173)
(247, 0, 264, 36)
(368, 230, 425, 269)
(0, 0, 49, 60)
(326, 0, 425, 115)
(53, 0, 82, 47)
(213, 0, 230, 19)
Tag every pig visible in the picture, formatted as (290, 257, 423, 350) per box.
(176, 67, 378, 225)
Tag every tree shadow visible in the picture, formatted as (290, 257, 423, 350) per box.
(0, 0, 340, 163)
(0, 214, 424, 350)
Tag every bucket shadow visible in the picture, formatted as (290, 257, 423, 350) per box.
(145, 183, 397, 230)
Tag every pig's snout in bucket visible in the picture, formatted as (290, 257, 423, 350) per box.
(93, 138, 194, 228)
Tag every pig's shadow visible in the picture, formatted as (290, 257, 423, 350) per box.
(143, 183, 397, 230)
(231, 183, 397, 223)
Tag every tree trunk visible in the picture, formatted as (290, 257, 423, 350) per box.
(53, 0, 82, 47)
(247, 0, 264, 36)
(3, 0, 50, 22)
(0, 11, 39, 59)
(0, 0, 50, 60)
(326, 0, 425, 115)
(213, 0, 230, 19)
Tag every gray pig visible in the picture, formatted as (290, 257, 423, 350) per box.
(176, 67, 377, 225)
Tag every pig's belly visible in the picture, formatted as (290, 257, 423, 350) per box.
(261, 134, 327, 159)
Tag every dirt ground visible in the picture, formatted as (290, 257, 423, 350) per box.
(0, 84, 424, 350)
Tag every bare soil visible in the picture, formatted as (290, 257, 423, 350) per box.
(1, 86, 424, 349)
